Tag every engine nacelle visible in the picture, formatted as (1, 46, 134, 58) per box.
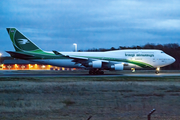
(111, 64, 123, 71)
(89, 61, 102, 68)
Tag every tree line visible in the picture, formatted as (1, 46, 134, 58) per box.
(80, 43, 180, 70)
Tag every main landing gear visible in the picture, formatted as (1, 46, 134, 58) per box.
(89, 69, 104, 75)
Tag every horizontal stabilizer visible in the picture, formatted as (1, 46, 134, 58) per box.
(6, 51, 34, 59)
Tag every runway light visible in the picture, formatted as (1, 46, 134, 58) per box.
(28, 64, 31, 69)
(15, 64, 18, 68)
(21, 65, 25, 69)
(42, 65, 45, 68)
(7, 65, 11, 70)
(48, 65, 51, 68)
(2, 64, 5, 69)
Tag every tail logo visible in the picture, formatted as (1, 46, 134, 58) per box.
(17, 39, 30, 45)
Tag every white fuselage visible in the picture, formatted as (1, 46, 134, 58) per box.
(32, 49, 175, 70)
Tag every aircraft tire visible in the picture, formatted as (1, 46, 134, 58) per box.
(99, 71, 104, 75)
(89, 70, 104, 75)
(155, 71, 159, 74)
(89, 70, 93, 75)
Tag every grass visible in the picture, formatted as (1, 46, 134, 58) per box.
(1, 75, 180, 82)
(1, 74, 180, 119)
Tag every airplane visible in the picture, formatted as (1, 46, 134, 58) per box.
(6, 28, 175, 75)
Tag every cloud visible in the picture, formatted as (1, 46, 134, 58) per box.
(1, 0, 180, 55)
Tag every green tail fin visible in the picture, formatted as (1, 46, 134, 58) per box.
(6, 28, 43, 52)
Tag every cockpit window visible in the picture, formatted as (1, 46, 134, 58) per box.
(161, 52, 164, 53)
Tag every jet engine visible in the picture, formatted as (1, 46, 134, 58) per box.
(89, 60, 102, 68)
(111, 64, 123, 71)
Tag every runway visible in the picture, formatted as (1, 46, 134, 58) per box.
(0, 70, 180, 77)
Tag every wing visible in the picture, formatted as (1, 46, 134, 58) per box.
(52, 51, 109, 68)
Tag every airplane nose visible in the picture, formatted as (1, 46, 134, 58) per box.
(172, 57, 176, 63)
(169, 56, 176, 64)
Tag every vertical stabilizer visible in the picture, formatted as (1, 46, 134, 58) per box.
(6, 28, 43, 52)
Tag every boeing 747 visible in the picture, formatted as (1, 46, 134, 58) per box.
(6, 28, 175, 74)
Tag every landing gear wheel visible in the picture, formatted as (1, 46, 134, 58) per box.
(89, 69, 104, 75)
(97, 70, 104, 75)
(155, 71, 159, 74)
(99, 71, 104, 75)
(89, 70, 93, 75)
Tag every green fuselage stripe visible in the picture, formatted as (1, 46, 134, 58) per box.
(70, 55, 154, 68)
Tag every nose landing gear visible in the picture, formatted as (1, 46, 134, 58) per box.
(131, 68, 136, 72)
(155, 67, 160, 74)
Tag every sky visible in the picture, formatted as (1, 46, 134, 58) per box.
(1, 0, 180, 56)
